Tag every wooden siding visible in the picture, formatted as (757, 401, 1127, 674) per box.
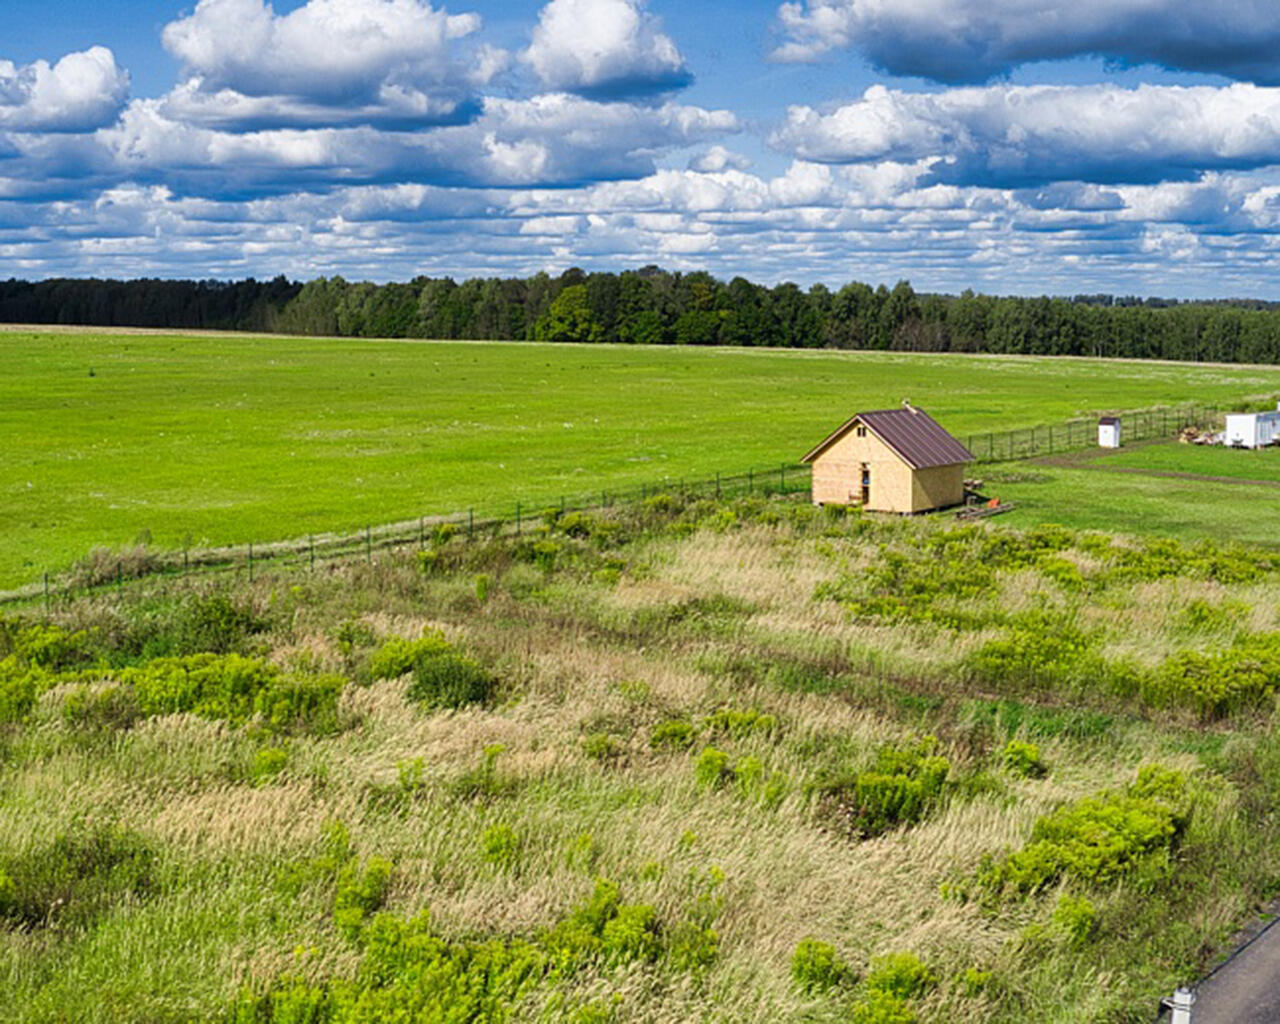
(810, 418, 966, 513)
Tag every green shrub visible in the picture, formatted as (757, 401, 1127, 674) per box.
(865, 951, 936, 999)
(138, 593, 267, 659)
(0, 658, 47, 724)
(255, 672, 346, 735)
(1146, 633, 1280, 718)
(667, 920, 719, 972)
(251, 747, 289, 783)
(701, 706, 778, 739)
(977, 765, 1190, 897)
(959, 967, 993, 997)
(791, 938, 850, 993)
(126, 653, 279, 723)
(367, 635, 451, 680)
(60, 683, 142, 731)
(407, 651, 494, 710)
(0, 824, 157, 930)
(581, 732, 623, 763)
(814, 738, 951, 838)
(1002, 740, 1048, 778)
(650, 718, 697, 750)
(1049, 894, 1096, 946)
(694, 747, 733, 788)
(481, 825, 521, 871)
(600, 904, 660, 963)
(474, 573, 492, 603)
(851, 988, 917, 1024)
(334, 857, 393, 943)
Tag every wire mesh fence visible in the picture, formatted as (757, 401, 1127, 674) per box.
(4, 461, 812, 609)
(960, 403, 1208, 463)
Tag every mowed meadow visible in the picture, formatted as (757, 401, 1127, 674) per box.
(7, 327, 1280, 589)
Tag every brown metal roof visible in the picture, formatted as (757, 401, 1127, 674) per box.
(801, 406, 974, 469)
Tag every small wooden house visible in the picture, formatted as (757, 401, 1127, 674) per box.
(801, 403, 974, 513)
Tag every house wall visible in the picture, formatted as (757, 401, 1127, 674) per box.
(909, 463, 966, 512)
(810, 423, 967, 513)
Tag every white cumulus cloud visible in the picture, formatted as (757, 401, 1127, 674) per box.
(161, 0, 498, 129)
(0, 47, 129, 132)
(523, 0, 692, 98)
(771, 0, 1280, 84)
(771, 83, 1280, 187)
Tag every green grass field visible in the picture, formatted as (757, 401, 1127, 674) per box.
(984, 440, 1280, 545)
(1093, 440, 1280, 482)
(7, 328, 1280, 590)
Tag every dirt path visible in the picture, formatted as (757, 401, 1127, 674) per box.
(1085, 465, 1280, 488)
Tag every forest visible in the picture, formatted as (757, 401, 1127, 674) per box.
(6, 268, 1280, 363)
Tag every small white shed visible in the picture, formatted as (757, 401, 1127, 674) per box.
(1098, 416, 1122, 448)
(1224, 410, 1280, 449)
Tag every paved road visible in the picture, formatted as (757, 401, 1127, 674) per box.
(1178, 914, 1280, 1023)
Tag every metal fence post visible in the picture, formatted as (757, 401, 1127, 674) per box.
(43, 573, 49, 612)
(748, 468, 753, 493)
(309, 534, 315, 571)
(468, 508, 474, 538)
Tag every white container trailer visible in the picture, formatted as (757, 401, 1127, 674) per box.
(1224, 411, 1280, 448)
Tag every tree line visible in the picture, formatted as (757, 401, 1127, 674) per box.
(5, 268, 1280, 363)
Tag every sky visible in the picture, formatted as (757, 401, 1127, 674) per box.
(7, 1, 1280, 296)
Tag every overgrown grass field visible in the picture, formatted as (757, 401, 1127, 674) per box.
(7, 328, 1280, 588)
(3, 496, 1280, 1022)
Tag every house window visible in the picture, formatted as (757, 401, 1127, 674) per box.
(855, 425, 867, 437)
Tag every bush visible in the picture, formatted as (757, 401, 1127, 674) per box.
(481, 825, 521, 871)
(0, 824, 157, 930)
(650, 718, 696, 750)
(701, 706, 778, 739)
(977, 765, 1190, 897)
(250, 747, 289, 784)
(126, 653, 280, 724)
(334, 857, 393, 943)
(814, 737, 951, 838)
(865, 951, 936, 999)
(792, 938, 850, 993)
(407, 651, 494, 710)
(1050, 894, 1096, 946)
(1146, 633, 1280, 718)
(367, 634, 452, 680)
(1002, 740, 1048, 778)
(851, 988, 917, 1024)
(118, 653, 345, 734)
(60, 683, 142, 731)
(694, 747, 733, 788)
(581, 732, 623, 763)
(255, 672, 346, 735)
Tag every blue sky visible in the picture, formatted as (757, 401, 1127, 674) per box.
(5, 0, 1280, 296)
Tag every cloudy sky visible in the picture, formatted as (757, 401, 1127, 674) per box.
(7, 0, 1280, 296)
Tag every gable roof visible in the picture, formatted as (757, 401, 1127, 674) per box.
(801, 407, 974, 469)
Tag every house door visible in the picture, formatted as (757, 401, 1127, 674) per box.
(860, 464, 870, 505)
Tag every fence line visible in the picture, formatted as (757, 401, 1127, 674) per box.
(2, 460, 812, 609)
(961, 403, 1208, 463)
(0, 400, 1239, 609)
